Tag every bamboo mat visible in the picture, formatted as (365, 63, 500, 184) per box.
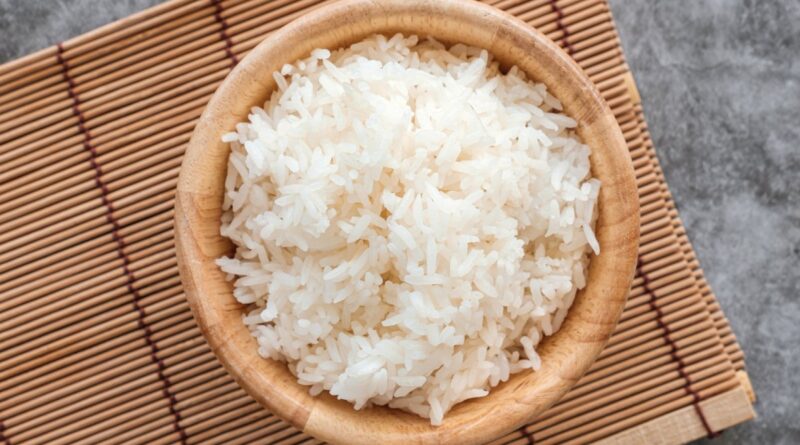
(0, 0, 756, 444)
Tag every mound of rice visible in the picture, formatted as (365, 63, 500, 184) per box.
(217, 34, 600, 425)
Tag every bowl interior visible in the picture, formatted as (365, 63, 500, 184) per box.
(175, 1, 640, 444)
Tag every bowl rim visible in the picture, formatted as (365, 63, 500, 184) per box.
(175, 1, 640, 444)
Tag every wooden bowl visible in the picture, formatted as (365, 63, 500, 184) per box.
(175, 0, 640, 444)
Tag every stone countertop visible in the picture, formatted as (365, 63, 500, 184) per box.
(1, 0, 797, 443)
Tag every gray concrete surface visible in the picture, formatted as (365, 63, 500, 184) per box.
(608, 1, 800, 444)
(1, 0, 797, 443)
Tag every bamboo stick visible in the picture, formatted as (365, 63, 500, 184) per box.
(0, 299, 191, 388)
(0, 0, 225, 106)
(550, 366, 737, 434)
(1, 329, 204, 428)
(590, 318, 716, 379)
(105, 148, 185, 190)
(229, 428, 310, 445)
(616, 280, 698, 329)
(0, 0, 304, 127)
(169, 367, 231, 400)
(610, 290, 703, 344)
(600, 310, 710, 362)
(29, 402, 177, 445)
(0, 230, 172, 298)
(626, 280, 694, 311)
(0, 65, 63, 102)
(0, 166, 93, 214)
(9, 378, 169, 440)
(0, 232, 172, 332)
(173, 379, 245, 413)
(2, 326, 183, 410)
(0, 0, 620, 151)
(0, 283, 183, 354)
(0, 195, 107, 249)
(178, 389, 259, 425)
(0, 259, 180, 369)
(14, 352, 228, 444)
(0, 179, 177, 256)
(144, 403, 268, 445)
(495, 0, 551, 15)
(0, 199, 169, 269)
(0, 0, 291, 117)
(1, 322, 736, 440)
(67, 9, 222, 83)
(195, 417, 285, 445)
(0, 245, 174, 319)
(1, 65, 207, 158)
(107, 418, 183, 445)
(0, 114, 191, 201)
(493, 374, 737, 445)
(533, 361, 733, 435)
(68, 0, 294, 89)
(186, 410, 280, 444)
(0, 80, 69, 125)
(0, 311, 171, 394)
(531, 3, 609, 36)
(66, 0, 248, 67)
(0, 107, 198, 184)
(0, 202, 172, 276)
(222, 426, 296, 445)
(621, 285, 697, 324)
(534, 376, 739, 444)
(504, 0, 575, 18)
(0, 0, 204, 79)
(517, 0, 600, 29)
(585, 53, 625, 78)
(0, 210, 172, 283)
(0, 261, 124, 324)
(630, 262, 694, 297)
(239, 427, 307, 445)
(572, 336, 724, 399)
(181, 397, 281, 435)
(580, 386, 751, 444)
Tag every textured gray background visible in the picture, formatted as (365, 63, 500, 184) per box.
(1, 0, 797, 443)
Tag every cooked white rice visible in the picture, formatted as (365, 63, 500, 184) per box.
(217, 33, 600, 425)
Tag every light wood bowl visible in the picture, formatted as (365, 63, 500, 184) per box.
(175, 0, 640, 444)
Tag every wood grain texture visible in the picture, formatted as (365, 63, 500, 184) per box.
(174, 1, 640, 444)
(594, 386, 755, 445)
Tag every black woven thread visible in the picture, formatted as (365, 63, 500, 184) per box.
(55, 43, 188, 445)
(0, 419, 10, 445)
(519, 424, 536, 444)
(547, 0, 576, 54)
(211, 0, 239, 68)
(637, 258, 719, 439)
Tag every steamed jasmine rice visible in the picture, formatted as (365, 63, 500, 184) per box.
(217, 34, 600, 425)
